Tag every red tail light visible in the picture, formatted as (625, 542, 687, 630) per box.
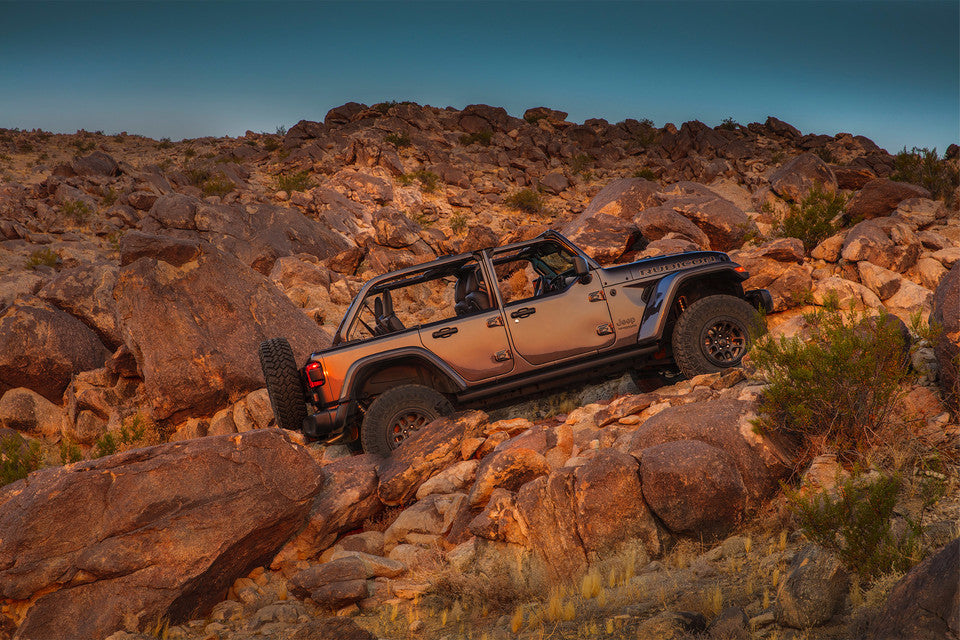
(304, 361, 325, 388)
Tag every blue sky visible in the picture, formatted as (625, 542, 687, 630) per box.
(1, 0, 957, 153)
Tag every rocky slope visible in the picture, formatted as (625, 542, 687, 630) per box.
(0, 103, 958, 639)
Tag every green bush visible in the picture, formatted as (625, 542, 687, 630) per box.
(385, 132, 411, 148)
(93, 416, 150, 458)
(719, 117, 739, 131)
(752, 300, 910, 465)
(891, 147, 958, 205)
(263, 137, 281, 152)
(25, 247, 60, 270)
(774, 183, 847, 252)
(504, 188, 544, 214)
(399, 170, 440, 193)
(633, 119, 660, 148)
(633, 168, 657, 181)
(450, 213, 467, 234)
(201, 173, 234, 197)
(59, 438, 82, 464)
(570, 153, 593, 175)
(275, 170, 314, 193)
(1, 433, 43, 486)
(787, 472, 924, 581)
(459, 131, 492, 146)
(156, 137, 173, 150)
(62, 199, 93, 223)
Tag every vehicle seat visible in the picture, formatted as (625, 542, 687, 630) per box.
(373, 290, 404, 335)
(454, 270, 490, 316)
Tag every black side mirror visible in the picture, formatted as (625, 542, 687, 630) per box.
(574, 256, 592, 284)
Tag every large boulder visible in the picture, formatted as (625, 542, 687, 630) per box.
(841, 219, 921, 273)
(622, 398, 791, 505)
(0, 388, 64, 440)
(505, 449, 667, 582)
(0, 429, 322, 640)
(768, 153, 837, 201)
(113, 236, 331, 422)
(377, 411, 488, 506)
(467, 447, 551, 508)
(776, 545, 849, 628)
(637, 440, 748, 536)
(657, 183, 754, 250)
(0, 303, 109, 403)
(562, 179, 660, 262)
(37, 263, 121, 349)
(274, 454, 383, 566)
(70, 151, 120, 177)
(732, 238, 813, 311)
(869, 537, 959, 640)
(932, 264, 960, 411)
(846, 179, 931, 221)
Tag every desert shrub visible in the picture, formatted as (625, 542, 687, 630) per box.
(719, 117, 739, 131)
(774, 183, 847, 252)
(384, 132, 411, 148)
(787, 472, 924, 581)
(262, 137, 281, 152)
(372, 100, 399, 114)
(25, 247, 60, 270)
(1, 433, 43, 486)
(459, 130, 492, 146)
(59, 438, 82, 464)
(275, 170, 314, 193)
(633, 119, 660, 148)
(524, 112, 547, 124)
(200, 173, 234, 197)
(632, 167, 657, 181)
(570, 153, 593, 175)
(752, 300, 910, 465)
(62, 199, 93, 223)
(449, 213, 467, 234)
(400, 169, 440, 193)
(183, 165, 211, 186)
(275, 125, 287, 136)
(156, 137, 173, 150)
(92, 414, 158, 458)
(504, 188, 544, 214)
(891, 146, 959, 205)
(182, 146, 196, 158)
(101, 187, 118, 207)
(71, 138, 96, 153)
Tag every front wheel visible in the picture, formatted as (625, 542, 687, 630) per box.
(361, 384, 454, 456)
(671, 295, 760, 379)
(258, 337, 307, 431)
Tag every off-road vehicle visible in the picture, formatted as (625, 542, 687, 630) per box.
(259, 230, 771, 456)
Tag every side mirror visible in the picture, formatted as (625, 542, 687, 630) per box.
(574, 256, 592, 284)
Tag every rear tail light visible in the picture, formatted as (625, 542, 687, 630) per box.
(304, 361, 325, 388)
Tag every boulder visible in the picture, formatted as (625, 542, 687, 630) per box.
(932, 264, 960, 411)
(623, 398, 791, 504)
(37, 263, 121, 348)
(71, 151, 120, 177)
(768, 153, 837, 201)
(658, 188, 753, 250)
(113, 241, 331, 422)
(325, 102, 366, 125)
(765, 116, 801, 139)
(377, 411, 488, 506)
(467, 447, 551, 508)
(638, 440, 747, 536)
(559, 213, 640, 265)
(509, 449, 667, 582)
(812, 276, 882, 310)
(775, 545, 849, 628)
(840, 219, 920, 273)
(0, 388, 64, 440)
(0, 303, 109, 403)
(119, 230, 201, 267)
(846, 179, 931, 221)
(384, 492, 465, 549)
(857, 261, 903, 300)
(562, 179, 660, 242)
(635, 206, 710, 247)
(869, 537, 959, 640)
(274, 454, 382, 565)
(539, 171, 570, 195)
(0, 430, 322, 640)
(287, 618, 375, 640)
(733, 239, 813, 312)
(415, 459, 478, 499)
(373, 207, 422, 248)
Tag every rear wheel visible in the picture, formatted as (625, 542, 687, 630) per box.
(258, 338, 307, 431)
(671, 295, 759, 379)
(361, 384, 454, 456)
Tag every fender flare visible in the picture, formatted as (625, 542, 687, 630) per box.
(339, 346, 469, 403)
(636, 264, 749, 344)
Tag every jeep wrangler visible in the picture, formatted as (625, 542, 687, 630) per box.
(259, 230, 772, 456)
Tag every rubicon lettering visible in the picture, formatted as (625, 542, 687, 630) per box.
(634, 255, 722, 278)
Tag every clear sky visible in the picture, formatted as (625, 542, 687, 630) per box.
(1, 0, 957, 153)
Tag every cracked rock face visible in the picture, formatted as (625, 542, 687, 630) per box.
(0, 429, 322, 640)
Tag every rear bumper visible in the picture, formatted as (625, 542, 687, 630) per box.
(745, 289, 773, 314)
(302, 401, 353, 438)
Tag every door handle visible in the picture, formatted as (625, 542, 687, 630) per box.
(432, 327, 458, 339)
(510, 307, 536, 319)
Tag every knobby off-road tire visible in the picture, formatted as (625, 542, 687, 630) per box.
(672, 294, 760, 379)
(258, 337, 307, 432)
(361, 384, 454, 457)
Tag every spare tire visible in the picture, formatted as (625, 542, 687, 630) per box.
(258, 337, 307, 431)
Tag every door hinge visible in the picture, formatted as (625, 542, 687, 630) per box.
(588, 289, 606, 302)
(494, 349, 512, 362)
(596, 323, 614, 336)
